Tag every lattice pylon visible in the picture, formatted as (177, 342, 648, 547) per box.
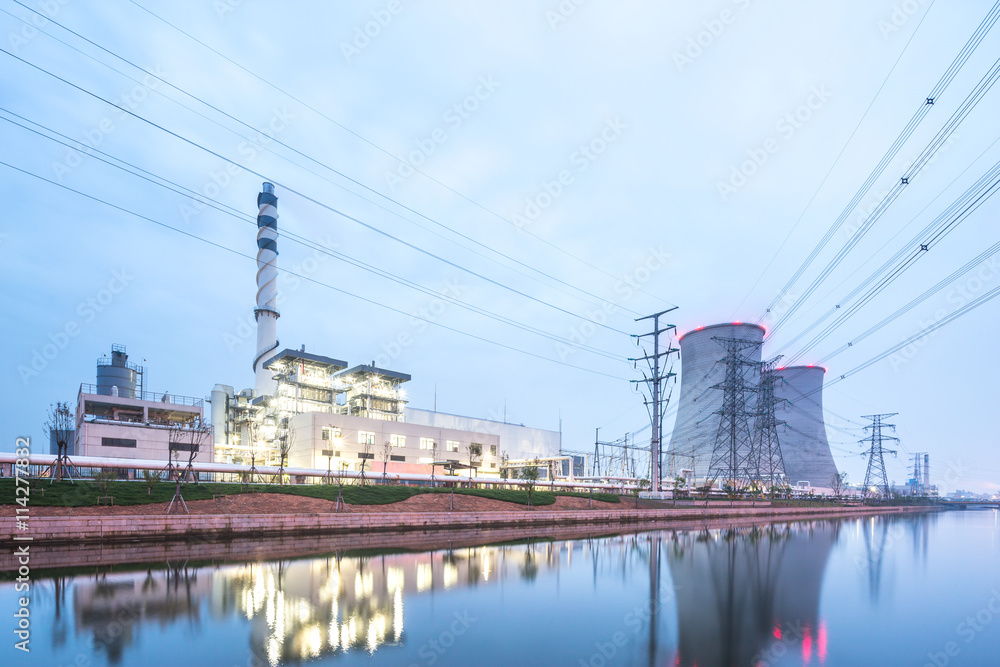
(754, 358, 787, 496)
(707, 337, 762, 493)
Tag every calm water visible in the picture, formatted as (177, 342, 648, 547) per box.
(2, 510, 999, 667)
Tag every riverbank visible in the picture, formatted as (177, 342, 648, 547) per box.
(0, 494, 939, 551)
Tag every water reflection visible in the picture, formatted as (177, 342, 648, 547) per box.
(4, 511, 990, 667)
(668, 522, 837, 666)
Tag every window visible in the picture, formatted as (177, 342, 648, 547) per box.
(419, 437, 436, 450)
(489, 462, 497, 469)
(446, 440, 460, 453)
(102, 437, 136, 448)
(357, 452, 374, 460)
(322, 427, 341, 441)
(390, 434, 406, 448)
(169, 442, 199, 453)
(489, 445, 497, 457)
(358, 431, 375, 445)
(390, 455, 405, 462)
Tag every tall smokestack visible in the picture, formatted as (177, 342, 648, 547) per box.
(923, 453, 930, 491)
(253, 182, 279, 396)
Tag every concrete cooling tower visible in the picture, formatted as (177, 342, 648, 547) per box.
(668, 323, 765, 483)
(774, 365, 839, 488)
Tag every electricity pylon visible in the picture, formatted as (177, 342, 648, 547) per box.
(630, 307, 679, 492)
(860, 413, 899, 500)
(707, 337, 762, 493)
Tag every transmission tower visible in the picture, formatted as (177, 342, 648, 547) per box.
(707, 337, 762, 493)
(630, 307, 679, 492)
(860, 413, 899, 500)
(754, 357, 787, 496)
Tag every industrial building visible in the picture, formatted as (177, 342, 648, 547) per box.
(75, 345, 212, 465)
(206, 183, 562, 479)
(666, 322, 840, 493)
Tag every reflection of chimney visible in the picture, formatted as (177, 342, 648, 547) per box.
(253, 183, 280, 396)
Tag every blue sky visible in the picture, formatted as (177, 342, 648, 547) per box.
(2, 0, 998, 493)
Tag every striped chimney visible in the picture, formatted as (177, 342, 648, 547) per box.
(253, 182, 280, 396)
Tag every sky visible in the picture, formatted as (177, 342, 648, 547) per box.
(1, 0, 999, 493)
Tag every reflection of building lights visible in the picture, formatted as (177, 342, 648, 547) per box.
(443, 563, 458, 588)
(305, 624, 322, 658)
(355, 571, 374, 598)
(298, 599, 312, 623)
(417, 563, 433, 591)
(266, 636, 279, 667)
(393, 588, 403, 642)
(340, 623, 350, 651)
(482, 551, 492, 582)
(386, 566, 404, 592)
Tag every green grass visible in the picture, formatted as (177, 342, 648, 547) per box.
(0, 478, 622, 508)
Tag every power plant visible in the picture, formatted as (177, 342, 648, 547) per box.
(667, 323, 841, 492)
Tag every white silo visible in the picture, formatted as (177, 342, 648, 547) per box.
(667, 323, 765, 484)
(773, 365, 839, 489)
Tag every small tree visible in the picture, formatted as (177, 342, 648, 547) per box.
(467, 443, 482, 483)
(830, 471, 848, 500)
(500, 450, 510, 488)
(143, 469, 161, 496)
(276, 420, 294, 486)
(381, 441, 393, 484)
(359, 440, 373, 486)
(521, 459, 540, 508)
(45, 402, 75, 483)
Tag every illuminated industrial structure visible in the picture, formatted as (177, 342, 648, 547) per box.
(208, 183, 562, 477)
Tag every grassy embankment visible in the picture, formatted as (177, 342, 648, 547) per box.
(0, 478, 621, 508)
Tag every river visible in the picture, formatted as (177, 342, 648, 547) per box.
(2, 509, 998, 666)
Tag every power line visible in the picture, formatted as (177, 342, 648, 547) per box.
(125, 0, 676, 310)
(2, 1, 643, 320)
(767, 53, 1000, 336)
(0, 158, 634, 381)
(0, 46, 636, 337)
(0, 109, 629, 362)
(758, 2, 1000, 327)
(728, 0, 939, 319)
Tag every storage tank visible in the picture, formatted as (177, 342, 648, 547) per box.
(96, 344, 138, 399)
(774, 365, 839, 488)
(668, 323, 765, 483)
(210, 384, 234, 450)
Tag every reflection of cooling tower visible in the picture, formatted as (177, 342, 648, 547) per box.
(670, 522, 837, 666)
(775, 366, 839, 488)
(669, 323, 764, 482)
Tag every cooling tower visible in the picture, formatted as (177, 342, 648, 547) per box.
(668, 323, 765, 483)
(774, 365, 839, 488)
